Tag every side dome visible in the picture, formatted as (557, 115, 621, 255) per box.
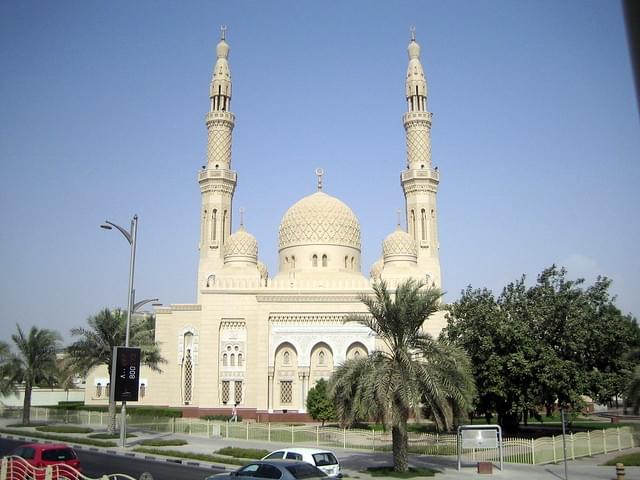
(370, 258, 383, 280)
(383, 228, 417, 262)
(279, 192, 361, 250)
(224, 226, 258, 264)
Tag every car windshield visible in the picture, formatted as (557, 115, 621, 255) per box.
(41, 448, 76, 461)
(285, 464, 327, 479)
(312, 453, 337, 467)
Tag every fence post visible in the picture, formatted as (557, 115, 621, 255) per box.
(372, 428, 375, 452)
(587, 430, 592, 456)
(247, 421, 249, 441)
(343, 428, 346, 449)
(291, 424, 294, 444)
(552, 435, 557, 463)
(531, 438, 536, 464)
(316, 425, 319, 447)
(617, 427, 621, 451)
(603, 429, 608, 454)
(268, 423, 271, 442)
(207, 419, 211, 438)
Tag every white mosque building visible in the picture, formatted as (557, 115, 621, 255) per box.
(87, 30, 445, 420)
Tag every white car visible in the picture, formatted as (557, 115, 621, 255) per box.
(262, 448, 341, 478)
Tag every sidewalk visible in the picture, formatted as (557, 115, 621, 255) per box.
(1, 417, 639, 479)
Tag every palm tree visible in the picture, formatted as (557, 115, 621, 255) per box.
(66, 308, 166, 433)
(330, 279, 476, 472)
(0, 326, 61, 424)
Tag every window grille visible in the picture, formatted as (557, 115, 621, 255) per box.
(183, 350, 193, 404)
(234, 381, 243, 404)
(221, 380, 230, 403)
(281, 380, 293, 404)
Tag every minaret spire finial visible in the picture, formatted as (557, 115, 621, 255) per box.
(315, 168, 324, 191)
(220, 24, 227, 41)
(239, 207, 245, 227)
(409, 25, 416, 41)
(396, 209, 402, 228)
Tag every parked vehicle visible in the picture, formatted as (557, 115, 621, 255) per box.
(262, 448, 341, 478)
(9, 443, 82, 479)
(206, 459, 327, 480)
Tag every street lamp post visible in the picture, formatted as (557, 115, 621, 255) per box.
(101, 215, 138, 448)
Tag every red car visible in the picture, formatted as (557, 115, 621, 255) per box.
(8, 443, 82, 479)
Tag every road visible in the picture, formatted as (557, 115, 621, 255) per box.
(0, 438, 224, 480)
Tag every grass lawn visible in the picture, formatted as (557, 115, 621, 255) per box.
(138, 438, 188, 447)
(365, 466, 439, 478)
(604, 452, 640, 466)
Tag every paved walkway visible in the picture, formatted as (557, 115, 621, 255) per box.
(1, 417, 638, 479)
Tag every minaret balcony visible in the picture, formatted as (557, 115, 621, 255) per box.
(401, 168, 439, 183)
(205, 111, 235, 124)
(198, 168, 237, 183)
(403, 111, 432, 124)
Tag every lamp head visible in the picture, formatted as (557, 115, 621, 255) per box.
(100, 224, 113, 230)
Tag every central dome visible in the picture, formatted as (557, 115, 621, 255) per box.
(279, 191, 361, 251)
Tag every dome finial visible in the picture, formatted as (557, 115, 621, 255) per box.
(409, 25, 416, 42)
(315, 168, 324, 191)
(396, 209, 402, 229)
(239, 207, 245, 228)
(220, 24, 227, 41)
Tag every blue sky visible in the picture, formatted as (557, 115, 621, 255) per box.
(1, 1, 638, 343)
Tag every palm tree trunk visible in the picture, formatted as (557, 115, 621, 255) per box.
(108, 399, 117, 434)
(22, 381, 32, 425)
(391, 405, 409, 472)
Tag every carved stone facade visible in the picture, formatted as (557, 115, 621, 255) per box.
(85, 32, 446, 418)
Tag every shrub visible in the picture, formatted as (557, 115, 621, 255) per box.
(139, 439, 188, 447)
(36, 426, 93, 434)
(215, 447, 269, 459)
(132, 447, 248, 466)
(6, 422, 48, 428)
(88, 433, 137, 439)
(0, 428, 116, 447)
(200, 414, 242, 422)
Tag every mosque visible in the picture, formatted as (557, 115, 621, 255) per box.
(86, 30, 445, 420)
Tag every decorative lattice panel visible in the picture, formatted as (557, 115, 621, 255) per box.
(221, 381, 230, 404)
(183, 352, 193, 404)
(280, 381, 293, 404)
(234, 381, 243, 404)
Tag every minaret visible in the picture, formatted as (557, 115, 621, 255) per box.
(197, 26, 237, 296)
(400, 29, 441, 287)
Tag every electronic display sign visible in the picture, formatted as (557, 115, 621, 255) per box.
(110, 346, 141, 402)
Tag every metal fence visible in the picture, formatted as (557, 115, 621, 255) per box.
(2, 407, 636, 465)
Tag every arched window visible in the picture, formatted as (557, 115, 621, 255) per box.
(222, 210, 228, 244)
(354, 350, 360, 358)
(351, 257, 355, 270)
(410, 210, 416, 239)
(139, 383, 146, 398)
(322, 254, 327, 267)
(291, 256, 295, 268)
(212, 209, 217, 241)
(344, 256, 348, 268)
(318, 350, 325, 365)
(95, 383, 102, 398)
(230, 353, 235, 366)
(283, 350, 290, 365)
(206, 274, 216, 288)
(201, 209, 208, 244)
(223, 353, 228, 366)
(312, 255, 318, 267)
(238, 353, 243, 366)
(421, 209, 427, 241)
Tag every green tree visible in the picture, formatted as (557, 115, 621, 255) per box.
(445, 265, 639, 431)
(0, 326, 61, 424)
(66, 309, 166, 433)
(330, 280, 475, 472)
(306, 378, 336, 426)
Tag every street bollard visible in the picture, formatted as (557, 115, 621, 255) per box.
(616, 462, 625, 480)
